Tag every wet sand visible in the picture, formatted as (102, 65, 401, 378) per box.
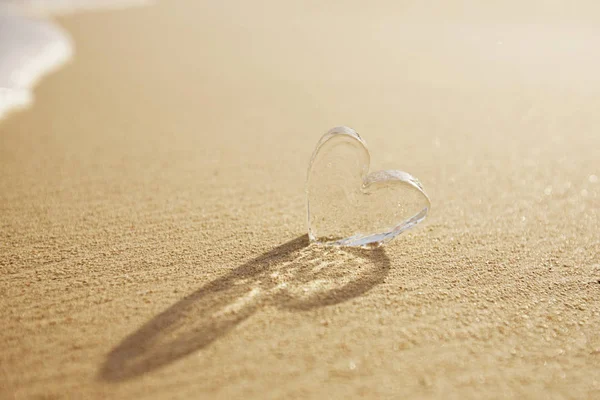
(1, 1, 599, 398)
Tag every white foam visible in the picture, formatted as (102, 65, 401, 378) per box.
(0, 0, 148, 121)
(0, 13, 72, 119)
(0, 87, 32, 115)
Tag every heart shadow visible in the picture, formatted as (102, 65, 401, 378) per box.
(98, 235, 390, 382)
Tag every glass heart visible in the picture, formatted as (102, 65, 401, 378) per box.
(306, 126, 430, 248)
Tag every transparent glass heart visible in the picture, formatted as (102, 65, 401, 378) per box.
(306, 126, 430, 248)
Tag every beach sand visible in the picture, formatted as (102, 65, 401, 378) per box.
(1, 1, 599, 398)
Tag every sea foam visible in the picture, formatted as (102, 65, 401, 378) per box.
(0, 0, 147, 120)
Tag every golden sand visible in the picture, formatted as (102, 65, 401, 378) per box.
(1, 1, 599, 398)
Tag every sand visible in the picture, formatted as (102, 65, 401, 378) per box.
(1, 1, 599, 398)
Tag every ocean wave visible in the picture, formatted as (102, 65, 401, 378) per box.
(0, 0, 148, 121)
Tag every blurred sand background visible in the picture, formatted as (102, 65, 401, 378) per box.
(1, 1, 600, 398)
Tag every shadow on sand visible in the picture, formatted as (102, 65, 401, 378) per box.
(99, 235, 390, 382)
